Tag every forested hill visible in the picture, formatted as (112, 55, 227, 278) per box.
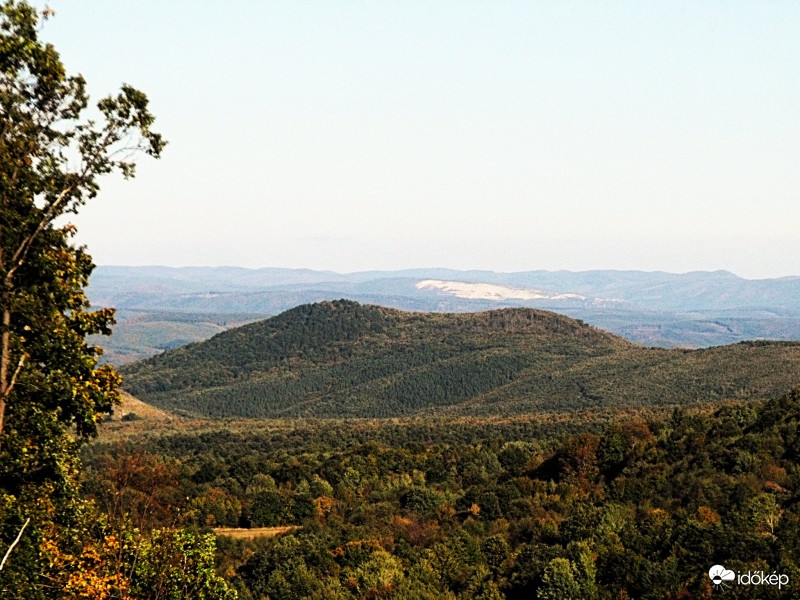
(121, 300, 800, 419)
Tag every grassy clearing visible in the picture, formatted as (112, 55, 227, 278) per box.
(109, 391, 174, 421)
(212, 526, 300, 539)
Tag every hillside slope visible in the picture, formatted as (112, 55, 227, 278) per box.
(121, 301, 800, 418)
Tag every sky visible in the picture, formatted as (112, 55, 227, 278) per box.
(38, 1, 800, 278)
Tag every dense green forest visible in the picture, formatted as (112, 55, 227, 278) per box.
(81, 389, 800, 598)
(122, 300, 800, 419)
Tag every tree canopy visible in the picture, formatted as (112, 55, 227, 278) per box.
(0, 1, 170, 594)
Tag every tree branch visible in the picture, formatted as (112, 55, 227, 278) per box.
(7, 182, 77, 283)
(0, 517, 31, 572)
(3, 354, 26, 401)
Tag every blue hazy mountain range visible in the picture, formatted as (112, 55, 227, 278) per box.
(87, 266, 800, 364)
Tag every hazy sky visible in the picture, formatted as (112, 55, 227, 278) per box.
(41, 1, 800, 278)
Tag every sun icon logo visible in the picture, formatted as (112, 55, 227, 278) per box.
(709, 565, 735, 591)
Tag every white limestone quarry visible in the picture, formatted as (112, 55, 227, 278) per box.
(415, 279, 587, 302)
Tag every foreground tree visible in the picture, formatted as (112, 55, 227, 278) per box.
(0, 1, 168, 595)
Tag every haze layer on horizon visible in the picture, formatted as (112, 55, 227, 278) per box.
(42, 1, 800, 279)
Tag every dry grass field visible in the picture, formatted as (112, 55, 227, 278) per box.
(112, 391, 174, 421)
(212, 526, 300, 539)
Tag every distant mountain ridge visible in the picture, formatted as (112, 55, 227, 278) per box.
(121, 300, 800, 419)
(89, 266, 800, 363)
(91, 265, 800, 312)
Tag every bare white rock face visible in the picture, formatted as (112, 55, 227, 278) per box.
(415, 279, 587, 302)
